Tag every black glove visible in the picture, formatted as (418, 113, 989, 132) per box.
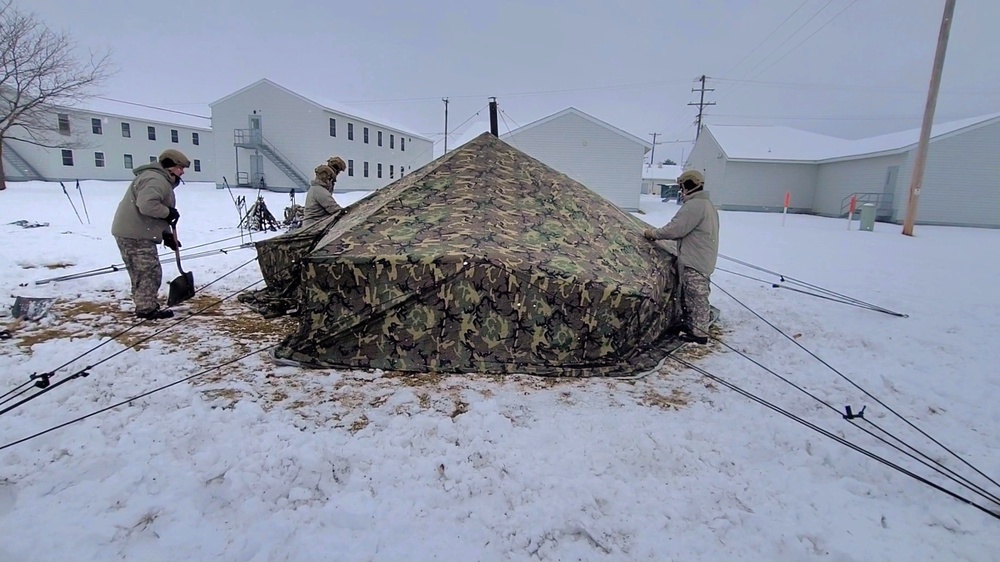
(162, 230, 180, 251)
(165, 207, 180, 225)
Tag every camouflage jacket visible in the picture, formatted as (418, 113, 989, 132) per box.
(302, 179, 340, 228)
(111, 163, 177, 242)
(648, 191, 719, 275)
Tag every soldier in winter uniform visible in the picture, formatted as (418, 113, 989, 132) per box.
(301, 159, 345, 228)
(111, 149, 190, 320)
(644, 169, 720, 344)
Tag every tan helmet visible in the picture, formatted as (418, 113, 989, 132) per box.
(677, 169, 705, 189)
(327, 156, 347, 174)
(314, 164, 337, 183)
(159, 149, 191, 169)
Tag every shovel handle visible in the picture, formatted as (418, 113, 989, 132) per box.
(171, 225, 187, 274)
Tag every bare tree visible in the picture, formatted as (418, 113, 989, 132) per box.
(0, 1, 112, 190)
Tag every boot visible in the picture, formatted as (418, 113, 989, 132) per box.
(136, 308, 174, 320)
(680, 327, 709, 345)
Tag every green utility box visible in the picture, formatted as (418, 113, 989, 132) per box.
(860, 203, 876, 232)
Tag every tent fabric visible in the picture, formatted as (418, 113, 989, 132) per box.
(246, 133, 685, 376)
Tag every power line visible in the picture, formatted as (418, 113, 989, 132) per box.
(339, 79, 694, 105)
(751, 0, 862, 79)
(721, 0, 815, 77)
(95, 97, 210, 120)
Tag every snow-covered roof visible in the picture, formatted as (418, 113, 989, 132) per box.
(643, 164, 684, 182)
(707, 126, 852, 162)
(501, 107, 652, 151)
(708, 111, 1000, 163)
(210, 79, 431, 142)
(66, 97, 211, 130)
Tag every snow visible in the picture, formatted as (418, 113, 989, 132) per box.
(709, 111, 1000, 162)
(2, 180, 999, 561)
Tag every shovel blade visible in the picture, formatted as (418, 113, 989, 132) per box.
(11, 296, 56, 321)
(167, 271, 195, 306)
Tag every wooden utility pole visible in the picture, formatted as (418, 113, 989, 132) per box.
(489, 97, 499, 136)
(688, 75, 716, 140)
(648, 132, 660, 166)
(903, 0, 956, 236)
(442, 97, 450, 154)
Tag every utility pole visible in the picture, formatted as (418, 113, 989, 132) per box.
(903, 0, 956, 236)
(489, 97, 499, 136)
(648, 132, 661, 167)
(442, 97, 450, 155)
(688, 75, 716, 140)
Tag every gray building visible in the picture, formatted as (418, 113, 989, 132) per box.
(686, 113, 1000, 228)
(209, 79, 433, 192)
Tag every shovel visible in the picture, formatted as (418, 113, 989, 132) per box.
(1, 296, 55, 339)
(166, 225, 195, 307)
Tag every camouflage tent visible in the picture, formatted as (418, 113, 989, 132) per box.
(243, 133, 686, 376)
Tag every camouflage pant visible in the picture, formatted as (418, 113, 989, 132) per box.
(115, 236, 162, 313)
(682, 267, 712, 335)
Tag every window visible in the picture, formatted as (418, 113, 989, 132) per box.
(364, 127, 369, 144)
(347, 159, 354, 176)
(390, 134, 394, 149)
(329, 118, 336, 137)
(121, 122, 131, 138)
(91, 118, 103, 135)
(149, 156, 157, 162)
(364, 161, 369, 177)
(124, 154, 134, 169)
(377, 163, 382, 179)
(390, 164, 394, 179)
(147, 126, 156, 140)
(378, 131, 383, 147)
(347, 123, 354, 140)
(170, 129, 179, 143)
(193, 159, 201, 172)
(94, 152, 105, 167)
(57, 114, 70, 135)
(401, 138, 405, 151)
(61, 149, 74, 166)
(192, 132, 200, 145)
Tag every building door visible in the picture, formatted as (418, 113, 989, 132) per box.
(250, 153, 264, 188)
(248, 114, 262, 145)
(881, 165, 899, 218)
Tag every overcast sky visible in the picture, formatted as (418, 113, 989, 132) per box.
(27, 0, 1000, 163)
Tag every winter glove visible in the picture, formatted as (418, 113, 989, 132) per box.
(162, 230, 180, 251)
(643, 228, 657, 240)
(165, 207, 180, 225)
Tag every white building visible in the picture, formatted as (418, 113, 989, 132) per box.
(209, 79, 434, 193)
(2, 99, 213, 183)
(500, 107, 652, 210)
(642, 163, 683, 195)
(686, 113, 1000, 228)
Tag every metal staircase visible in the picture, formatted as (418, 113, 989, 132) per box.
(840, 192, 894, 220)
(2, 140, 44, 181)
(233, 129, 309, 190)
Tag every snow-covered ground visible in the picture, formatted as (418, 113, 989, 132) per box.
(1, 180, 998, 561)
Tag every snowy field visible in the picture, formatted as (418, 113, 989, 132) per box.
(1, 180, 998, 561)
